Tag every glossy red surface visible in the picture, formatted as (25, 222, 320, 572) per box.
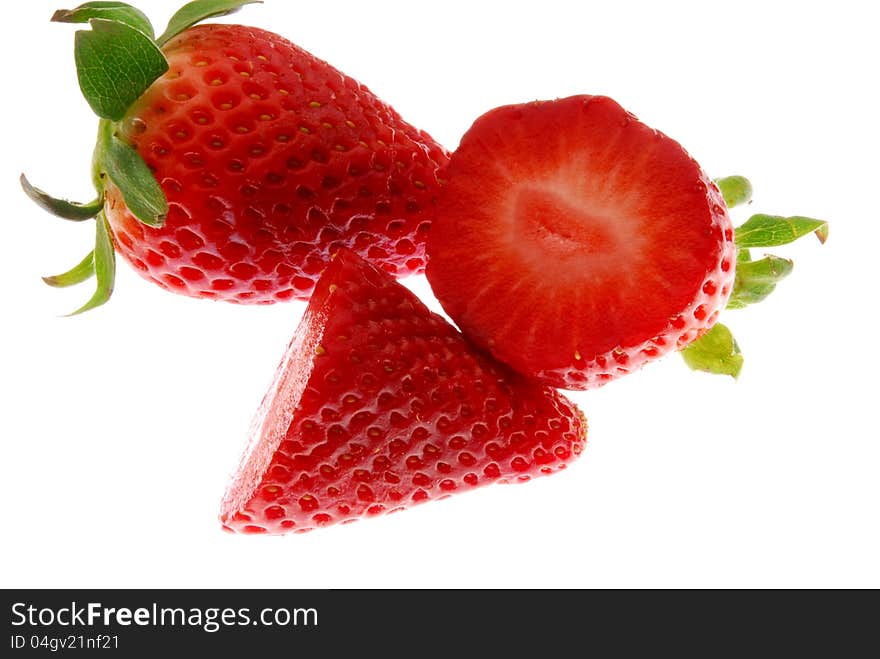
(107, 24, 448, 303)
(221, 250, 586, 533)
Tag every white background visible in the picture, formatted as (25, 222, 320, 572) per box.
(2, 0, 877, 588)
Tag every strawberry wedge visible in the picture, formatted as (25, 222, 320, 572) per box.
(221, 249, 586, 534)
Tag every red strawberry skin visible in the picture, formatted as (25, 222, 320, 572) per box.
(106, 24, 448, 303)
(221, 249, 586, 534)
(426, 95, 736, 389)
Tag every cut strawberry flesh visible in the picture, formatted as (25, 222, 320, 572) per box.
(426, 95, 734, 388)
(220, 301, 325, 527)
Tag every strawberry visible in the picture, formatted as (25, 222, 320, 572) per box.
(220, 249, 586, 534)
(24, 1, 447, 312)
(425, 95, 738, 389)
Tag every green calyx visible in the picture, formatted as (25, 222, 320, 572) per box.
(726, 253, 793, 310)
(52, 2, 156, 38)
(735, 214, 828, 248)
(681, 323, 743, 379)
(157, 0, 263, 46)
(73, 18, 168, 121)
(23, 0, 260, 314)
(715, 175, 753, 209)
(20, 174, 103, 220)
(681, 176, 828, 378)
(93, 119, 167, 227)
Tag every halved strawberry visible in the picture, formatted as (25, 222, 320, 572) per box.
(426, 95, 737, 389)
(221, 249, 586, 534)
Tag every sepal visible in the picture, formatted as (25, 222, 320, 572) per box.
(43, 251, 96, 288)
(20, 174, 102, 221)
(67, 213, 116, 315)
(73, 17, 168, 120)
(726, 255, 793, 310)
(735, 214, 828, 248)
(98, 122, 168, 227)
(157, 0, 262, 45)
(715, 175, 753, 209)
(680, 323, 743, 379)
(52, 2, 155, 38)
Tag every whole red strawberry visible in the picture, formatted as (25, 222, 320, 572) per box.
(221, 249, 586, 534)
(426, 95, 737, 389)
(24, 1, 447, 312)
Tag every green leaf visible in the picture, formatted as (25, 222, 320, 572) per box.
(74, 18, 168, 120)
(715, 175, 753, 209)
(157, 0, 262, 45)
(101, 128, 168, 227)
(68, 214, 116, 315)
(52, 2, 155, 38)
(20, 173, 103, 221)
(735, 214, 829, 248)
(43, 251, 96, 288)
(680, 323, 743, 379)
(727, 255, 794, 310)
